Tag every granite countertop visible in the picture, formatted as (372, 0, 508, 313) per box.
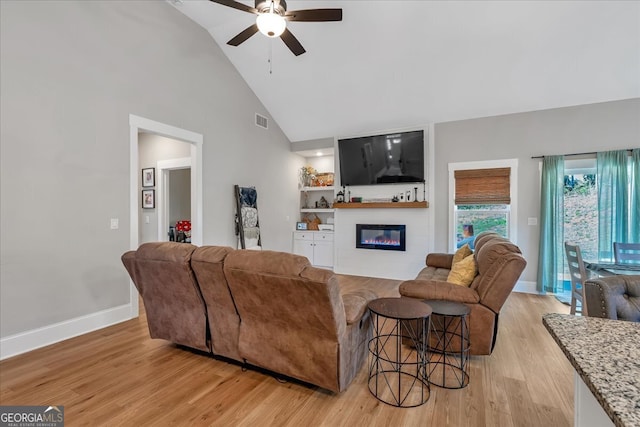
(542, 313, 640, 427)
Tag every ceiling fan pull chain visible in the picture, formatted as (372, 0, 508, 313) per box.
(268, 39, 273, 75)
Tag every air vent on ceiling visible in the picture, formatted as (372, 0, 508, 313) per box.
(255, 113, 268, 130)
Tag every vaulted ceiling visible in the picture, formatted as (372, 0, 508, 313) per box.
(171, 1, 640, 142)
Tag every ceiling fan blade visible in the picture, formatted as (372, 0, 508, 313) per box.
(280, 28, 306, 56)
(209, 0, 258, 14)
(227, 24, 259, 46)
(285, 9, 342, 22)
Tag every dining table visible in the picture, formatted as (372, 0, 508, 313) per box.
(584, 261, 640, 276)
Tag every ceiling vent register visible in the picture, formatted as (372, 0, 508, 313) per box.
(255, 113, 268, 129)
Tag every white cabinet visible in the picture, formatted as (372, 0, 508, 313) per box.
(293, 232, 315, 261)
(293, 231, 334, 268)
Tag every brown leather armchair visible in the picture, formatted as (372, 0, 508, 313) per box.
(584, 275, 640, 322)
(399, 232, 527, 355)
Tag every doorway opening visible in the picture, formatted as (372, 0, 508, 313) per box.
(157, 158, 191, 242)
(129, 115, 203, 317)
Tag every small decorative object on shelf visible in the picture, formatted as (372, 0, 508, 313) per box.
(303, 213, 321, 230)
(299, 165, 317, 188)
(314, 172, 334, 187)
(318, 196, 330, 208)
(333, 201, 428, 209)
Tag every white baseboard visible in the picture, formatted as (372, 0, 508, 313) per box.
(0, 303, 134, 360)
(513, 280, 541, 295)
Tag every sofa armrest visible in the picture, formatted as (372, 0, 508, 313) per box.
(121, 251, 141, 293)
(426, 253, 454, 269)
(342, 290, 377, 325)
(399, 279, 480, 304)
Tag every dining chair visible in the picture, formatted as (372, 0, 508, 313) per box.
(613, 242, 640, 264)
(564, 242, 588, 316)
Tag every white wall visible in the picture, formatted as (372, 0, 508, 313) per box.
(334, 207, 429, 280)
(304, 155, 335, 176)
(0, 1, 302, 350)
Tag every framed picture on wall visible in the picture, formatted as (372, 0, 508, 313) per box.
(142, 189, 155, 209)
(142, 167, 155, 187)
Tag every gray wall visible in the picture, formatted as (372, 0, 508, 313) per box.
(169, 168, 191, 229)
(433, 98, 640, 283)
(138, 133, 191, 244)
(0, 1, 302, 337)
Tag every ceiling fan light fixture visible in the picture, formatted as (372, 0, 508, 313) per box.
(256, 12, 286, 38)
(211, 0, 341, 55)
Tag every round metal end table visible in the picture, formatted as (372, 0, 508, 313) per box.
(424, 299, 471, 389)
(367, 297, 432, 407)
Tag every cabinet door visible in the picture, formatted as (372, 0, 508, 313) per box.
(313, 240, 334, 268)
(293, 239, 315, 262)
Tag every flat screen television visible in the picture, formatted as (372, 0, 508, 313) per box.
(338, 130, 424, 186)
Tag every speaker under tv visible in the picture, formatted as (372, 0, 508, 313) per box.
(338, 130, 424, 186)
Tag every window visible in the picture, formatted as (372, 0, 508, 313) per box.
(448, 159, 518, 252)
(563, 159, 597, 261)
(455, 205, 510, 248)
(557, 159, 597, 301)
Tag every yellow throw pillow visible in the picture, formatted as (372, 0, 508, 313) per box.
(447, 253, 477, 286)
(452, 244, 473, 266)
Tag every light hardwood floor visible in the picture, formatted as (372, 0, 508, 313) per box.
(0, 276, 572, 426)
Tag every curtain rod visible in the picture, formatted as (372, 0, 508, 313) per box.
(531, 148, 635, 159)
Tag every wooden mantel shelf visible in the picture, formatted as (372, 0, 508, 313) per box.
(333, 201, 428, 209)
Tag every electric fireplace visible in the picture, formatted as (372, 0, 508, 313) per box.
(356, 224, 406, 252)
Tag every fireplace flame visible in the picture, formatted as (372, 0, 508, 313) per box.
(362, 239, 400, 246)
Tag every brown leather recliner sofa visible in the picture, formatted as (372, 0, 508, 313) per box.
(584, 275, 640, 322)
(223, 249, 377, 392)
(398, 232, 527, 355)
(121, 242, 215, 353)
(122, 242, 376, 393)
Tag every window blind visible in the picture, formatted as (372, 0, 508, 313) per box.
(454, 167, 511, 205)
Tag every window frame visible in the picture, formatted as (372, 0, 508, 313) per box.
(448, 159, 519, 252)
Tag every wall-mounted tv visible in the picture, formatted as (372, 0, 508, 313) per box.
(338, 130, 424, 186)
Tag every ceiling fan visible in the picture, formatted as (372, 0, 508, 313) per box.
(209, 0, 342, 56)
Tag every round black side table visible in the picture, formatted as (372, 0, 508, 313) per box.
(423, 299, 471, 389)
(367, 297, 432, 407)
